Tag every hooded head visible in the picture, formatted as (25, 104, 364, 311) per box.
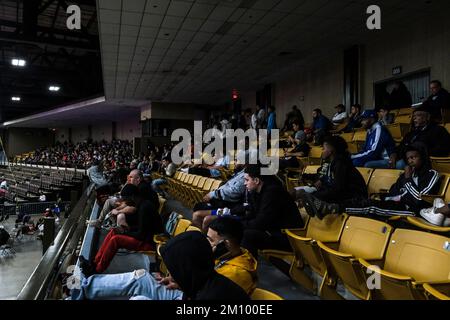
(160, 231, 215, 299)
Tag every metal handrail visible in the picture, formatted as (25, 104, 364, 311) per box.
(16, 184, 95, 300)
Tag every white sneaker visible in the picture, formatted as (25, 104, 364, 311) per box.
(433, 198, 450, 227)
(420, 207, 445, 226)
(433, 198, 446, 209)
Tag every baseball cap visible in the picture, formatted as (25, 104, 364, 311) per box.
(360, 110, 377, 119)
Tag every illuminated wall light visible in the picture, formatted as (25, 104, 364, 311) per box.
(11, 96, 21, 101)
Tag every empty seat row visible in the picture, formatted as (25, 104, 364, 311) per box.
(166, 172, 222, 208)
(284, 214, 450, 300)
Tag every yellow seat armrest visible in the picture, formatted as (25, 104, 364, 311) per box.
(153, 234, 169, 244)
(359, 258, 413, 281)
(317, 241, 353, 259)
(406, 217, 450, 232)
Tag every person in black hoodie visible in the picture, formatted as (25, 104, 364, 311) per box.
(390, 106, 450, 169)
(80, 184, 163, 274)
(423, 80, 450, 123)
(294, 135, 368, 219)
(346, 142, 440, 217)
(389, 81, 412, 109)
(160, 231, 249, 300)
(227, 164, 303, 258)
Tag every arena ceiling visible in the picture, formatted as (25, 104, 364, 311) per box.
(1, 0, 449, 127)
(98, 0, 447, 104)
(0, 0, 103, 122)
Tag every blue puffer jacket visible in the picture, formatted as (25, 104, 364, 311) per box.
(351, 122, 396, 167)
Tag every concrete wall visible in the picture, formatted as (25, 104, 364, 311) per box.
(273, 53, 344, 125)
(55, 128, 70, 144)
(116, 117, 141, 141)
(71, 126, 90, 144)
(360, 12, 450, 106)
(6, 128, 54, 157)
(150, 102, 207, 121)
(92, 122, 113, 142)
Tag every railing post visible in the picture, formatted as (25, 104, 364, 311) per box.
(70, 190, 78, 215)
(42, 217, 56, 255)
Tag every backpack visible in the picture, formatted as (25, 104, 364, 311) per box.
(0, 227, 10, 246)
(165, 212, 180, 235)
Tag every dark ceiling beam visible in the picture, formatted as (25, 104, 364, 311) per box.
(38, 0, 57, 14)
(50, 1, 62, 36)
(0, 19, 100, 50)
(23, 0, 41, 38)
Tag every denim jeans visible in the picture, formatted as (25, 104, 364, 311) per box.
(71, 270, 183, 300)
(364, 159, 406, 170)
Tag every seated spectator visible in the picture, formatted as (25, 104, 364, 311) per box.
(389, 81, 412, 109)
(342, 104, 363, 133)
(152, 156, 177, 196)
(390, 106, 450, 169)
(279, 120, 310, 170)
(224, 165, 303, 258)
(422, 80, 450, 123)
(183, 145, 230, 178)
(378, 106, 395, 126)
(346, 143, 440, 218)
(351, 110, 396, 168)
(267, 106, 277, 133)
(89, 169, 159, 228)
(283, 105, 305, 132)
(79, 184, 163, 274)
(256, 105, 266, 129)
(332, 104, 348, 125)
(312, 108, 332, 145)
(294, 136, 368, 219)
(419, 198, 450, 227)
(87, 159, 109, 188)
(71, 231, 250, 300)
(192, 167, 246, 230)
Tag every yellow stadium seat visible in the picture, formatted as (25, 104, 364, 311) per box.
(210, 179, 223, 191)
(340, 132, 354, 143)
(367, 169, 403, 197)
(158, 196, 166, 216)
(394, 114, 412, 124)
(430, 157, 450, 173)
(356, 167, 374, 185)
(445, 123, 450, 134)
(359, 229, 450, 300)
(286, 214, 348, 298)
(396, 107, 413, 116)
(317, 217, 393, 300)
(308, 147, 322, 165)
(423, 282, 450, 300)
(303, 165, 320, 175)
(251, 288, 284, 300)
(352, 129, 366, 142)
(385, 123, 411, 142)
(153, 215, 192, 248)
(186, 225, 202, 232)
(347, 141, 359, 153)
(260, 207, 310, 277)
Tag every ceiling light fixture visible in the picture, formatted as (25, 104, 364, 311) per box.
(11, 96, 21, 101)
(49, 86, 61, 92)
(11, 58, 26, 67)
